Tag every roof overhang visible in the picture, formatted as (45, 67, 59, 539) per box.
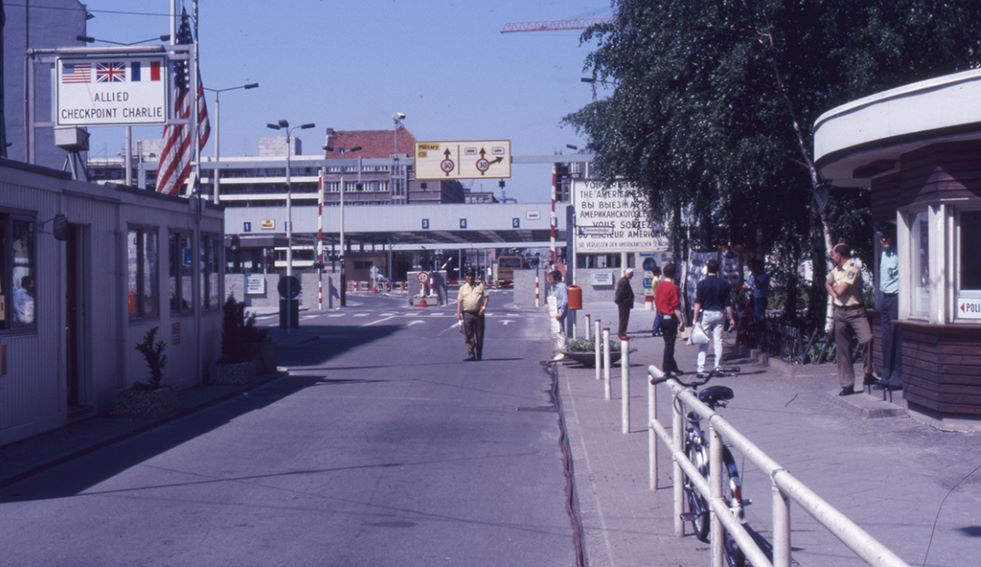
(814, 69, 981, 188)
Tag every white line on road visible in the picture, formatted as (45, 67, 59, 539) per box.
(439, 321, 461, 336)
(501, 320, 514, 326)
(354, 313, 369, 318)
(408, 320, 425, 327)
(361, 315, 397, 327)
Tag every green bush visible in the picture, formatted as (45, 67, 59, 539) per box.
(134, 326, 167, 389)
(566, 337, 621, 352)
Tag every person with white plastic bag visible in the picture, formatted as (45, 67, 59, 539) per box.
(692, 259, 735, 377)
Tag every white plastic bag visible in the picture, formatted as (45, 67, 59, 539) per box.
(690, 322, 709, 345)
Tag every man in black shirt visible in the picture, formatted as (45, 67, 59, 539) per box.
(614, 268, 635, 339)
(693, 259, 735, 376)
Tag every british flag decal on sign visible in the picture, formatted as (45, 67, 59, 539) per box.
(96, 62, 126, 83)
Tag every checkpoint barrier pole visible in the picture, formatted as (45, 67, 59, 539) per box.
(584, 313, 591, 340)
(603, 327, 612, 400)
(594, 318, 602, 381)
(621, 336, 630, 434)
(535, 276, 540, 308)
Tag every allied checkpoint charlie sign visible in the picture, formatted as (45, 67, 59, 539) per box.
(572, 180, 667, 252)
(56, 57, 169, 126)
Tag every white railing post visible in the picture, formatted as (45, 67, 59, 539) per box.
(602, 327, 611, 400)
(710, 425, 724, 567)
(648, 366, 660, 490)
(534, 276, 540, 308)
(584, 313, 591, 340)
(621, 336, 630, 434)
(672, 395, 685, 537)
(773, 486, 791, 567)
(594, 319, 601, 381)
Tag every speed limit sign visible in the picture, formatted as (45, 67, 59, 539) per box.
(417, 272, 430, 284)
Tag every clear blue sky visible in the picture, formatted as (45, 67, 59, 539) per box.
(84, 0, 613, 202)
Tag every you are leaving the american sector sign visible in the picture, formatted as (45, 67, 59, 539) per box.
(572, 180, 667, 253)
(56, 57, 168, 126)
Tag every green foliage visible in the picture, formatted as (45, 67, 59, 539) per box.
(221, 295, 269, 363)
(567, 0, 981, 325)
(135, 326, 167, 389)
(566, 337, 622, 353)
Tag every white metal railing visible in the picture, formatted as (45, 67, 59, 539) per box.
(645, 364, 910, 567)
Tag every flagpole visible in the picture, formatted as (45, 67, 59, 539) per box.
(191, 0, 200, 196)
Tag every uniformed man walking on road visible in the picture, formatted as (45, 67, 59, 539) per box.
(456, 268, 489, 361)
(826, 243, 874, 396)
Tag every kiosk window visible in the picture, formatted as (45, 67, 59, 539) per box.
(910, 211, 931, 319)
(960, 211, 981, 291)
(128, 228, 158, 319)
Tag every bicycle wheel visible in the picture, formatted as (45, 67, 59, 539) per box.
(721, 449, 747, 567)
(685, 444, 710, 542)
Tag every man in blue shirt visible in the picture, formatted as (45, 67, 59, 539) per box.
(693, 259, 735, 376)
(876, 225, 902, 391)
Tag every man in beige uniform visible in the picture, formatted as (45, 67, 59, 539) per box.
(825, 243, 873, 396)
(456, 268, 489, 361)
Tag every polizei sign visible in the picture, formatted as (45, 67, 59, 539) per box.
(572, 180, 667, 253)
(56, 57, 169, 126)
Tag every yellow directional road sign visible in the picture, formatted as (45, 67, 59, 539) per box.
(415, 140, 511, 180)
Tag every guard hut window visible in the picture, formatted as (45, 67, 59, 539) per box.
(127, 228, 159, 319)
(169, 232, 194, 313)
(955, 209, 981, 321)
(1, 216, 37, 331)
(910, 210, 931, 319)
(201, 234, 220, 310)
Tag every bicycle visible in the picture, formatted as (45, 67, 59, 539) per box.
(654, 366, 749, 566)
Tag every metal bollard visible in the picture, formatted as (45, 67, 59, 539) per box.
(594, 319, 602, 381)
(621, 336, 630, 434)
(602, 327, 611, 400)
(648, 365, 664, 490)
(672, 396, 684, 537)
(584, 313, 591, 340)
(534, 276, 540, 308)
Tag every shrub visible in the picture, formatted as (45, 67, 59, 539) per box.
(221, 295, 268, 363)
(134, 326, 167, 389)
(566, 337, 621, 352)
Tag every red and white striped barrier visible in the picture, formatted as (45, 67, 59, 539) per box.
(535, 276, 540, 308)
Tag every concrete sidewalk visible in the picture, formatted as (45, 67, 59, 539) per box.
(558, 303, 981, 567)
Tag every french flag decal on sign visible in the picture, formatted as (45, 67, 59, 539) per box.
(130, 61, 162, 82)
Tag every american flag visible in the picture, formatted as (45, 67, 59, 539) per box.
(96, 62, 126, 83)
(62, 62, 92, 83)
(156, 9, 211, 196)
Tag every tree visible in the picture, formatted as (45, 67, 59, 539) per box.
(566, 0, 981, 326)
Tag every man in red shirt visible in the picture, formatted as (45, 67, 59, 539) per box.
(654, 262, 686, 376)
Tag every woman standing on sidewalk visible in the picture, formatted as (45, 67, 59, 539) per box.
(655, 263, 685, 376)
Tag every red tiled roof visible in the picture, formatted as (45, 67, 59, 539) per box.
(323, 129, 417, 159)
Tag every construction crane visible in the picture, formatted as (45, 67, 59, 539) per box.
(499, 17, 611, 34)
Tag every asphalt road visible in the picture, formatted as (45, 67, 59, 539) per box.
(0, 291, 577, 567)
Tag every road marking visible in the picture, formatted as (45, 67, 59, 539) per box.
(501, 320, 514, 326)
(439, 321, 462, 336)
(362, 315, 397, 327)
(326, 313, 345, 318)
(408, 320, 425, 327)
(353, 313, 369, 318)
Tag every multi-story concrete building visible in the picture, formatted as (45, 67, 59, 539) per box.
(89, 128, 466, 207)
(3, 0, 87, 170)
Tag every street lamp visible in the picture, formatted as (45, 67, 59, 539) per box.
(323, 144, 362, 307)
(267, 119, 315, 328)
(204, 82, 258, 204)
(392, 112, 406, 202)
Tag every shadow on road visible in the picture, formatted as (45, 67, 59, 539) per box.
(0, 375, 335, 504)
(270, 324, 402, 367)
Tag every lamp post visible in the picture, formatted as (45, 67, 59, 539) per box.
(205, 82, 258, 204)
(267, 119, 315, 328)
(392, 112, 406, 202)
(323, 145, 362, 307)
